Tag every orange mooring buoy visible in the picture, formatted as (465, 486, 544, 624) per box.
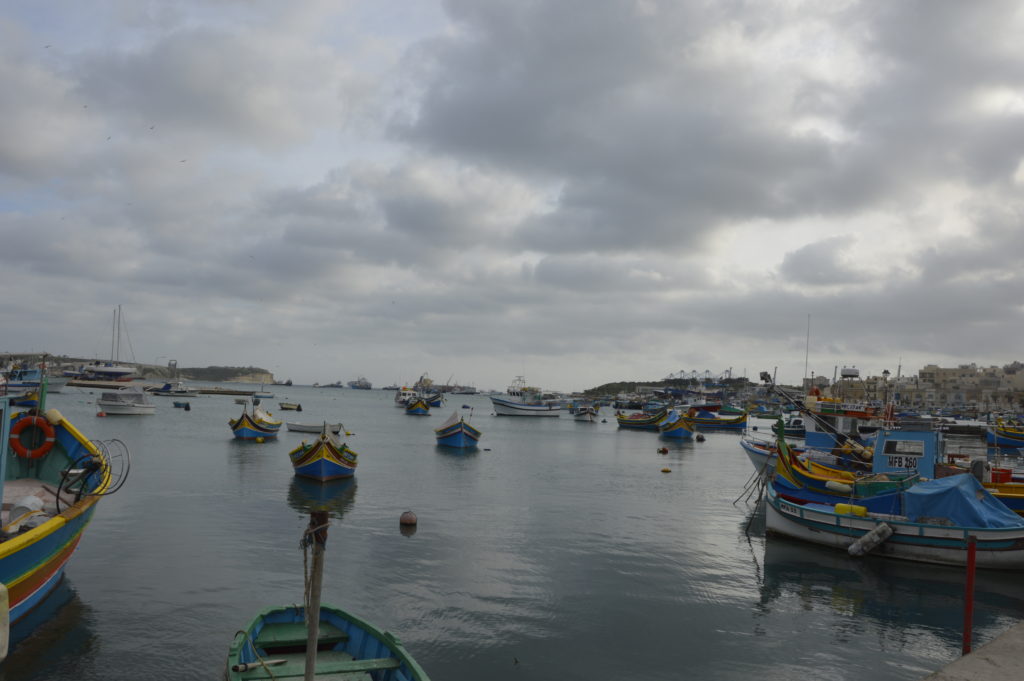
(657, 447, 668, 454)
(400, 510, 418, 526)
(96, 411, 106, 417)
(661, 468, 672, 473)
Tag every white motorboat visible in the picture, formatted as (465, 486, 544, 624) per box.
(490, 377, 561, 417)
(96, 388, 156, 415)
(286, 422, 346, 434)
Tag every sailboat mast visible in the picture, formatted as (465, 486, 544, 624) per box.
(111, 308, 117, 363)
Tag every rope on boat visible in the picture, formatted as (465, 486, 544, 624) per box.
(233, 629, 280, 680)
(300, 520, 330, 616)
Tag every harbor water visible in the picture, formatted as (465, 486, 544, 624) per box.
(5, 386, 1024, 680)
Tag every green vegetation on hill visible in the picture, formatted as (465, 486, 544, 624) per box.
(583, 377, 755, 396)
(179, 366, 271, 381)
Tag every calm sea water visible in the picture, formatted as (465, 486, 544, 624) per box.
(4, 386, 1024, 680)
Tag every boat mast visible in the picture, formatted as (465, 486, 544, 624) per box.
(304, 510, 329, 680)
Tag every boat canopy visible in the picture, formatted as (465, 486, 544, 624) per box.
(904, 475, 1024, 529)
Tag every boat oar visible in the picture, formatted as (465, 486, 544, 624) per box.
(231, 659, 286, 672)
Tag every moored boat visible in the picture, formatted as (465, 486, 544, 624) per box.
(404, 398, 430, 416)
(230, 404, 282, 440)
(286, 422, 346, 434)
(96, 388, 156, 415)
(615, 408, 668, 431)
(657, 410, 694, 439)
(1, 396, 128, 648)
(225, 511, 430, 680)
(434, 411, 482, 448)
(490, 377, 561, 417)
(986, 424, 1024, 449)
(278, 402, 302, 411)
(569, 402, 599, 422)
(347, 377, 372, 390)
(682, 408, 748, 431)
(288, 428, 358, 481)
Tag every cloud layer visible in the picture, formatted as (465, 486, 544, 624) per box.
(2, 1, 1023, 391)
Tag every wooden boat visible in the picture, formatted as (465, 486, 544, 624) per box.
(434, 411, 482, 448)
(764, 419, 1024, 568)
(657, 410, 694, 440)
(569, 402, 599, 423)
(1, 396, 127, 648)
(490, 377, 561, 417)
(771, 413, 806, 438)
(422, 392, 444, 408)
(986, 424, 1024, 448)
(765, 476, 1024, 569)
(615, 408, 668, 431)
(404, 398, 430, 416)
(286, 422, 346, 435)
(278, 402, 302, 411)
(288, 428, 358, 481)
(226, 511, 431, 680)
(96, 388, 156, 415)
(10, 390, 40, 408)
(151, 381, 199, 397)
(682, 408, 747, 431)
(229, 404, 282, 440)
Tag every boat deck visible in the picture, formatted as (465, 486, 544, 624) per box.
(237, 621, 401, 679)
(1, 478, 73, 526)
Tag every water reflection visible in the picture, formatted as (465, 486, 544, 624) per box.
(286, 476, 357, 519)
(757, 536, 1024, 639)
(4, 579, 95, 678)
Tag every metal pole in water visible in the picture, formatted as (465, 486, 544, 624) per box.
(962, 535, 977, 655)
(305, 510, 329, 681)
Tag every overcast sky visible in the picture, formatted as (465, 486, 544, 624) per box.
(2, 1, 1023, 392)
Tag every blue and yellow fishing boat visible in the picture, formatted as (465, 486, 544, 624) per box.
(682, 408, 748, 431)
(1, 389, 128, 650)
(657, 410, 694, 440)
(986, 423, 1024, 448)
(615, 408, 668, 431)
(230, 404, 282, 440)
(434, 411, 482, 448)
(288, 429, 358, 481)
(404, 398, 430, 416)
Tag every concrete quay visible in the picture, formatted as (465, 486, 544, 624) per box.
(923, 621, 1024, 680)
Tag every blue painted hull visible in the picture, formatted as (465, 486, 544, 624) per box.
(292, 457, 355, 481)
(987, 428, 1024, 448)
(435, 424, 482, 448)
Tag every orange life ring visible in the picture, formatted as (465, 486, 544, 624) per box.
(9, 415, 56, 459)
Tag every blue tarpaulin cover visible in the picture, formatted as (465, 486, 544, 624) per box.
(903, 475, 1024, 528)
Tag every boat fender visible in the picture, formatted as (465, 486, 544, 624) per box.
(825, 480, 853, 494)
(848, 522, 893, 557)
(9, 415, 56, 459)
(44, 408, 64, 425)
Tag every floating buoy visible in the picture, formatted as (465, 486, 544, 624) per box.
(657, 447, 668, 454)
(695, 434, 706, 442)
(601, 419, 607, 423)
(661, 468, 672, 473)
(255, 437, 264, 443)
(184, 403, 191, 411)
(400, 510, 418, 526)
(751, 426, 757, 431)
(96, 411, 106, 417)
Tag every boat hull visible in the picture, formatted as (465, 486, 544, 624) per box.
(987, 427, 1024, 448)
(435, 421, 482, 448)
(491, 397, 561, 416)
(765, 487, 1024, 569)
(226, 604, 431, 681)
(286, 422, 342, 434)
(288, 436, 357, 481)
(2, 410, 112, 630)
(230, 411, 282, 440)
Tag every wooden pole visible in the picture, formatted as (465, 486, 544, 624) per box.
(962, 535, 977, 655)
(305, 510, 329, 681)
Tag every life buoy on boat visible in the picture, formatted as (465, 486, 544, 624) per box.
(9, 415, 56, 459)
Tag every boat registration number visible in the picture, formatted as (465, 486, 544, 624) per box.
(886, 455, 920, 469)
